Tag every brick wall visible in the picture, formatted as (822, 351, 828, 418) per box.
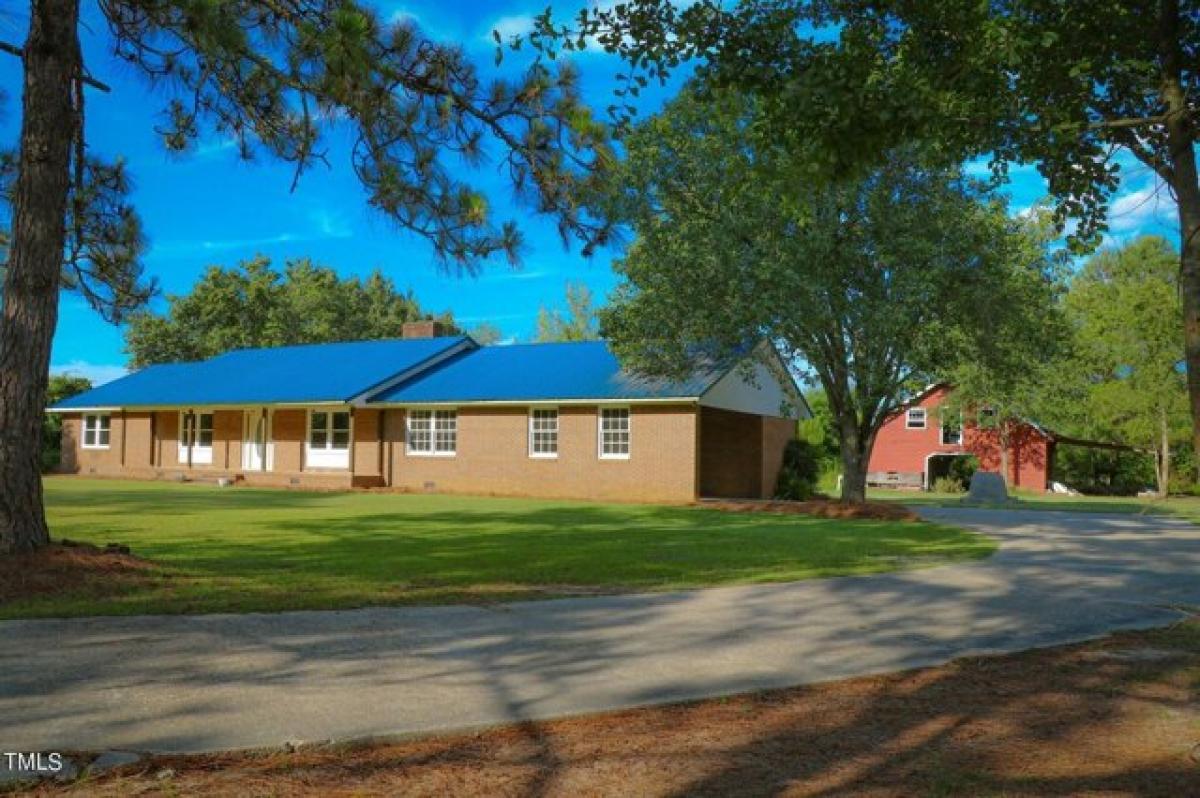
(124, 413, 153, 467)
(699, 406, 763, 498)
(352, 408, 383, 482)
(384, 404, 699, 503)
(761, 415, 797, 498)
(59, 412, 153, 476)
(697, 407, 796, 499)
(271, 409, 305, 473)
(59, 402, 796, 500)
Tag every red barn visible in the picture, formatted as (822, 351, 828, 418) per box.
(867, 385, 1055, 491)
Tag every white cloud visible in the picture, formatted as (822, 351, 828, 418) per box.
(486, 14, 535, 42)
(1107, 180, 1176, 233)
(192, 137, 239, 160)
(150, 209, 351, 258)
(386, 6, 418, 25)
(198, 233, 297, 252)
(51, 361, 129, 386)
(478, 267, 551, 282)
(308, 208, 352, 239)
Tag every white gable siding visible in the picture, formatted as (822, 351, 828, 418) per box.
(699, 358, 807, 420)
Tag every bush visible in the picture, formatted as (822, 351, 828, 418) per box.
(775, 439, 822, 501)
(932, 476, 967, 494)
(947, 455, 979, 487)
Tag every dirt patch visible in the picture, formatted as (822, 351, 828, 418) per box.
(27, 621, 1198, 797)
(703, 497, 921, 522)
(0, 542, 159, 605)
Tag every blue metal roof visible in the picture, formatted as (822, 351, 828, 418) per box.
(370, 341, 720, 404)
(52, 336, 468, 409)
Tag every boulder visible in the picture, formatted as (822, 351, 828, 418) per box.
(966, 471, 1009, 504)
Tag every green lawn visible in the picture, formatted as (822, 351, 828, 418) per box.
(4, 478, 997, 619)
(868, 487, 1200, 522)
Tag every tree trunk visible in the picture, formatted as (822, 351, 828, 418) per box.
(836, 415, 872, 504)
(1156, 404, 1171, 498)
(1176, 194, 1200, 475)
(1158, 0, 1200, 479)
(0, 0, 80, 555)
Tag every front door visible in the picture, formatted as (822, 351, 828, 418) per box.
(243, 411, 270, 471)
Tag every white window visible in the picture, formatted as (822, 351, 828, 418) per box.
(179, 411, 214, 465)
(906, 408, 927, 430)
(941, 420, 963, 445)
(307, 410, 351, 469)
(408, 409, 456, 456)
(599, 407, 630, 459)
(81, 413, 111, 449)
(529, 408, 559, 458)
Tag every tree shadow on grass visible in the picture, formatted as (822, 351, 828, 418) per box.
(3, 511, 1198, 763)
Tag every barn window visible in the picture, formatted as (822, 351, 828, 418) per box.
(905, 408, 927, 429)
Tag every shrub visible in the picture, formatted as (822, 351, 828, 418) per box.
(947, 455, 979, 487)
(775, 439, 822, 501)
(932, 476, 967, 494)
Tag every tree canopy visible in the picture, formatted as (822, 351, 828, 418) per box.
(1064, 236, 1189, 495)
(123, 255, 450, 366)
(535, 282, 600, 342)
(596, 89, 1061, 502)
(528, 0, 1200, 464)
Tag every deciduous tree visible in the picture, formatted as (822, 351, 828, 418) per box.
(530, 0, 1200, 473)
(1066, 236, 1189, 496)
(123, 256, 449, 366)
(596, 90, 1059, 502)
(535, 282, 600, 342)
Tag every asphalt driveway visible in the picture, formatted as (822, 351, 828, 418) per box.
(2, 507, 1197, 754)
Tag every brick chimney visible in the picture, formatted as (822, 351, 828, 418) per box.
(401, 320, 455, 339)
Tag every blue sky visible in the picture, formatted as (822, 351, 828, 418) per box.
(0, 1, 1182, 384)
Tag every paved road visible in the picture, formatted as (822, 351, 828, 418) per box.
(2, 508, 1198, 754)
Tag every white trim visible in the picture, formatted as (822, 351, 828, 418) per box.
(376, 396, 697, 409)
(924, 451, 974, 491)
(597, 406, 631, 460)
(53, 396, 701, 412)
(305, 408, 353, 470)
(528, 406, 559, 459)
(178, 409, 215, 465)
(406, 408, 457, 457)
(80, 413, 112, 450)
(906, 408, 927, 430)
(242, 409, 274, 472)
(49, 401, 350, 413)
(940, 420, 963, 446)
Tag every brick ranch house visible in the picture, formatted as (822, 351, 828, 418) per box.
(50, 324, 808, 503)
(868, 384, 1055, 491)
